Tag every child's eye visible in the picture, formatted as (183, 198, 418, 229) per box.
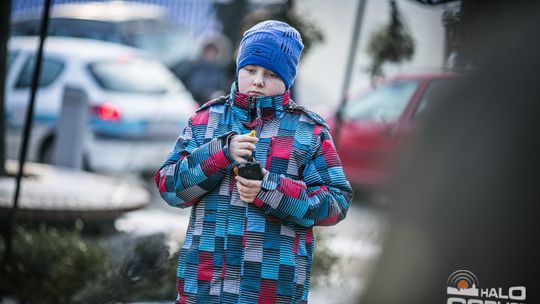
(267, 73, 278, 78)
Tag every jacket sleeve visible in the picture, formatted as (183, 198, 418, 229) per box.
(154, 111, 236, 208)
(253, 127, 353, 227)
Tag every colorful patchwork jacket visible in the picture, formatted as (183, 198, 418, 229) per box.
(155, 83, 353, 303)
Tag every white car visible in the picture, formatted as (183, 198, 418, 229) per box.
(5, 36, 198, 174)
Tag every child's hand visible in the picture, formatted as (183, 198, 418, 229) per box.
(235, 174, 262, 203)
(229, 132, 259, 163)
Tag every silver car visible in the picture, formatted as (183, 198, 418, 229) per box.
(5, 36, 198, 173)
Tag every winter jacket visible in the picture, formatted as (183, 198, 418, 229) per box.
(154, 83, 353, 303)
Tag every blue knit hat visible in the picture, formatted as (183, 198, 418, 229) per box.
(236, 20, 304, 89)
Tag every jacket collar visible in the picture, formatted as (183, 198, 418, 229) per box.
(229, 82, 290, 128)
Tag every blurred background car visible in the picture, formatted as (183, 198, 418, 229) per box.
(329, 72, 457, 192)
(10, 1, 201, 73)
(5, 36, 198, 174)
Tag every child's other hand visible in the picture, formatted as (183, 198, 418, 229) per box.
(235, 175, 262, 203)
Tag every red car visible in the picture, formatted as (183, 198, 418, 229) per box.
(329, 73, 457, 191)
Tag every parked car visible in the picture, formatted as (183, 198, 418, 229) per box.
(5, 36, 198, 173)
(10, 1, 200, 69)
(329, 73, 457, 191)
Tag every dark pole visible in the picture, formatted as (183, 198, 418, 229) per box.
(333, 0, 366, 148)
(3, 0, 53, 264)
(0, 0, 12, 177)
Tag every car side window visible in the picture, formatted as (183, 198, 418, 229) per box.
(412, 79, 454, 120)
(14, 56, 65, 88)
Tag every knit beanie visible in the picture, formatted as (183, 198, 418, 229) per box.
(236, 20, 304, 89)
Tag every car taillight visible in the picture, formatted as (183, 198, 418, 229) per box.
(91, 103, 121, 121)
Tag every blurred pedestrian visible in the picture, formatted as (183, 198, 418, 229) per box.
(359, 2, 540, 303)
(174, 40, 229, 105)
(155, 20, 352, 303)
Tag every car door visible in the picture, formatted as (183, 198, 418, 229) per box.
(6, 51, 67, 160)
(4, 49, 26, 158)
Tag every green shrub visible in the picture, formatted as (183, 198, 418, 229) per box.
(0, 225, 106, 304)
(73, 241, 178, 303)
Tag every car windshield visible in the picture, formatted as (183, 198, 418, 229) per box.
(344, 80, 420, 123)
(88, 57, 182, 94)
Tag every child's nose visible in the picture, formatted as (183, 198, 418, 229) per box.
(253, 72, 264, 86)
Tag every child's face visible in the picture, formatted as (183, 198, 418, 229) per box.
(238, 65, 286, 97)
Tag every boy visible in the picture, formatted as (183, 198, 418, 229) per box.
(155, 20, 353, 303)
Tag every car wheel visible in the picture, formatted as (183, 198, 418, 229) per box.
(39, 137, 55, 164)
